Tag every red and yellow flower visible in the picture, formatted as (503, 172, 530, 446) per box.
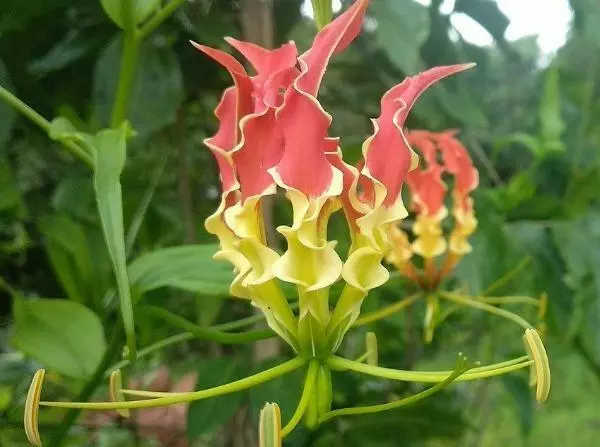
(196, 0, 474, 354)
(386, 129, 479, 288)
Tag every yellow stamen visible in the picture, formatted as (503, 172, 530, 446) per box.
(24, 369, 45, 447)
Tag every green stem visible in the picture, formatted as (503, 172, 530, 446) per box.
(109, 303, 299, 372)
(41, 357, 305, 410)
(108, 332, 193, 372)
(474, 296, 540, 307)
(110, 30, 140, 127)
(212, 301, 299, 332)
(281, 360, 319, 437)
(482, 257, 531, 296)
(0, 86, 94, 167)
(440, 292, 533, 330)
(353, 294, 420, 327)
(319, 358, 470, 424)
(136, 305, 276, 344)
(48, 327, 124, 447)
(138, 0, 187, 39)
(327, 355, 532, 382)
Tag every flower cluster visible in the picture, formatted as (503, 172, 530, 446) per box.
(386, 130, 479, 288)
(196, 0, 473, 356)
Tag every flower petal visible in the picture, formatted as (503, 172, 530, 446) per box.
(297, 0, 369, 96)
(363, 64, 474, 207)
(234, 109, 283, 200)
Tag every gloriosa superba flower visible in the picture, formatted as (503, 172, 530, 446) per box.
(25, 1, 550, 445)
(387, 129, 479, 289)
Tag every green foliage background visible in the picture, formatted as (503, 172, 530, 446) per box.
(1, 0, 600, 445)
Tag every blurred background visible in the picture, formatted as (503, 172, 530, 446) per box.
(1, 0, 599, 446)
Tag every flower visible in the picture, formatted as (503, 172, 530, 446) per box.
(385, 130, 479, 288)
(195, 0, 474, 353)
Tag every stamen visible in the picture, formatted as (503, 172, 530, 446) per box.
(259, 402, 282, 447)
(523, 328, 551, 402)
(24, 369, 44, 447)
(366, 332, 378, 366)
(109, 370, 130, 418)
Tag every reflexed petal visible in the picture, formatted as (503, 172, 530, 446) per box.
(275, 90, 337, 197)
(363, 64, 474, 208)
(297, 0, 369, 96)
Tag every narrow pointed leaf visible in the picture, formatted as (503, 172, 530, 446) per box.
(93, 124, 136, 359)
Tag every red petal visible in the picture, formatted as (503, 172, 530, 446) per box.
(297, 0, 369, 96)
(275, 90, 335, 197)
(406, 165, 447, 216)
(365, 64, 474, 207)
(192, 42, 254, 118)
(225, 37, 298, 76)
(225, 38, 300, 109)
(205, 87, 238, 153)
(234, 109, 283, 200)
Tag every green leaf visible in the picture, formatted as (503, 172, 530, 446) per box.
(0, 60, 16, 150)
(10, 298, 106, 378)
(48, 117, 94, 158)
(0, 156, 26, 215)
(0, 385, 11, 411)
(371, 0, 430, 74)
(38, 215, 95, 305)
(493, 133, 541, 160)
(93, 125, 137, 359)
(455, 0, 510, 44)
(100, 0, 162, 29)
(128, 244, 233, 297)
(501, 375, 534, 437)
(93, 36, 184, 136)
(28, 30, 101, 77)
(187, 357, 246, 439)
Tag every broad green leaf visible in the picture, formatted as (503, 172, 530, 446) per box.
(38, 215, 95, 305)
(187, 357, 246, 439)
(100, 0, 162, 29)
(0, 60, 16, 150)
(371, 0, 430, 74)
(93, 37, 184, 136)
(128, 244, 233, 297)
(10, 298, 106, 378)
(93, 125, 136, 359)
